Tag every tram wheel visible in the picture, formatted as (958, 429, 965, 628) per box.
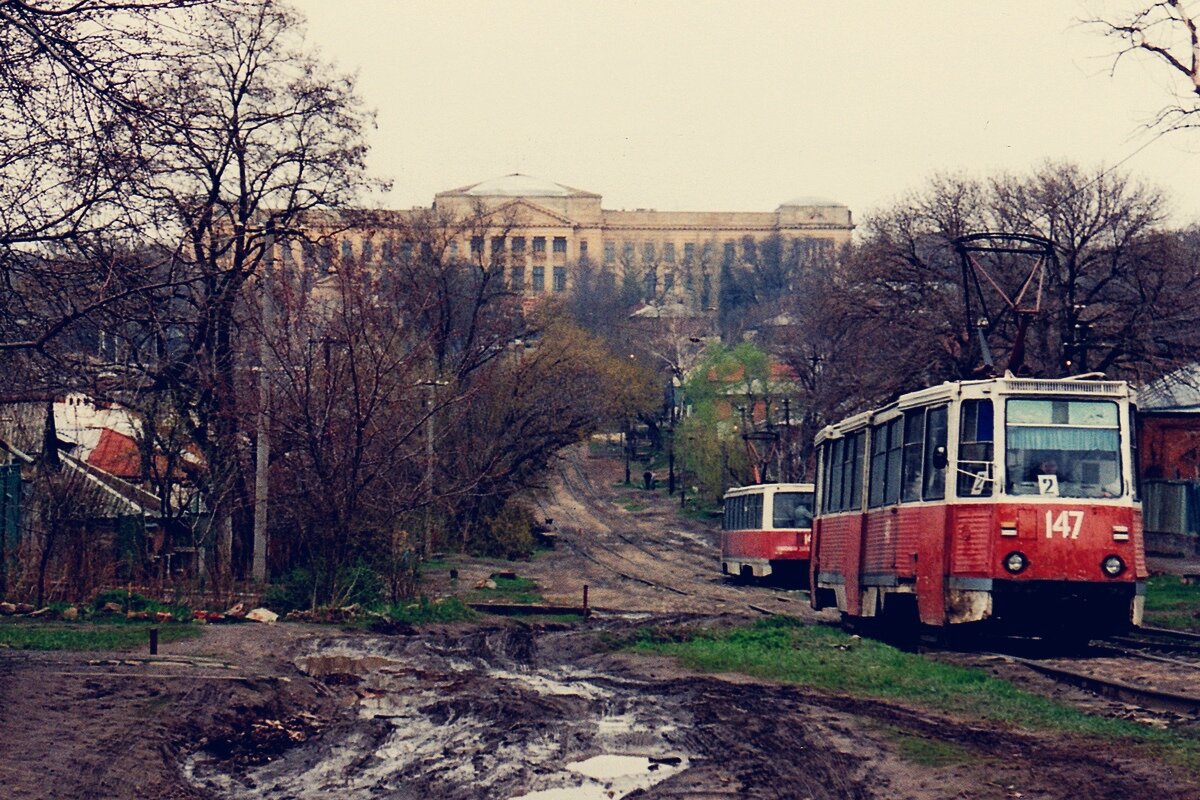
(876, 595, 920, 649)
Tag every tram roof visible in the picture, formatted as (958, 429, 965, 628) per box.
(723, 482, 814, 497)
(816, 375, 1134, 442)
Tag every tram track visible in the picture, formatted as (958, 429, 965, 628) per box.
(562, 455, 719, 566)
(536, 447, 815, 618)
(1003, 651, 1200, 717)
(912, 627, 1200, 722)
(544, 449, 1200, 722)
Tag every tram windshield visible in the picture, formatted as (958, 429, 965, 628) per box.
(773, 491, 814, 529)
(1004, 399, 1122, 498)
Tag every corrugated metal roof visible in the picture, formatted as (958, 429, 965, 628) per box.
(1139, 365, 1200, 413)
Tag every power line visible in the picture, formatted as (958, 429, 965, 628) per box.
(1034, 126, 1172, 226)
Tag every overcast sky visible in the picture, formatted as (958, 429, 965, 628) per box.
(288, 0, 1200, 226)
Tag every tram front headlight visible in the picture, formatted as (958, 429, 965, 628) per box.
(1003, 551, 1028, 574)
(1101, 555, 1126, 577)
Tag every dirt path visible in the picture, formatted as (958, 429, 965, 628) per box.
(441, 445, 819, 619)
(4, 447, 1200, 799)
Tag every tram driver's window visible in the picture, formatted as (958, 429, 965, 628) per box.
(1005, 399, 1121, 499)
(957, 399, 994, 497)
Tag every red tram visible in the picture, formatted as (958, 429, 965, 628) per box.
(721, 483, 815, 583)
(809, 376, 1145, 637)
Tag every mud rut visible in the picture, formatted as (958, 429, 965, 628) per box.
(6, 448, 1200, 799)
(183, 449, 1200, 800)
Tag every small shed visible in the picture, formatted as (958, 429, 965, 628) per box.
(1138, 366, 1200, 555)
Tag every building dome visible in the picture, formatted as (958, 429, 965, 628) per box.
(463, 174, 572, 198)
(778, 195, 843, 208)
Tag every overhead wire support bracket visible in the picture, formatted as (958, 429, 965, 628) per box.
(953, 232, 1055, 377)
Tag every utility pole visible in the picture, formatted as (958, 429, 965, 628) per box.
(418, 379, 448, 556)
(251, 224, 275, 585)
(783, 398, 792, 482)
(667, 381, 676, 495)
(624, 422, 633, 485)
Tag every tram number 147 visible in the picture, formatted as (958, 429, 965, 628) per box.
(1045, 510, 1084, 540)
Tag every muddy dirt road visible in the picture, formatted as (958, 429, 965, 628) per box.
(4, 448, 1200, 799)
(440, 446, 816, 618)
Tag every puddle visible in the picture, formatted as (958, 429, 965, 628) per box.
(299, 653, 397, 676)
(510, 753, 688, 800)
(595, 610, 654, 622)
(195, 636, 693, 800)
(487, 668, 613, 699)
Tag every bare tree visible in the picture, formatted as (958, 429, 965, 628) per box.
(770, 163, 1200, 462)
(0, 1, 216, 354)
(1090, 0, 1200, 129)
(70, 0, 380, 587)
(435, 311, 659, 553)
(263, 265, 430, 608)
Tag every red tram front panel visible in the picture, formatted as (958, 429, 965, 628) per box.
(722, 483, 815, 580)
(816, 502, 1143, 626)
(721, 529, 811, 566)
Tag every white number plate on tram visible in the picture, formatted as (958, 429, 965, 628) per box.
(1044, 510, 1084, 539)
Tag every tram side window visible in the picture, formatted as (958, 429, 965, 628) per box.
(884, 417, 903, 504)
(841, 436, 855, 512)
(815, 447, 826, 515)
(827, 439, 844, 512)
(845, 431, 865, 511)
(868, 423, 888, 508)
(923, 406, 948, 500)
(841, 437, 856, 512)
(868, 419, 904, 506)
(901, 409, 925, 502)
(749, 493, 763, 529)
(957, 399, 994, 497)
(1130, 405, 1140, 501)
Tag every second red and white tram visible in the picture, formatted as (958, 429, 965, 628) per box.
(809, 376, 1145, 638)
(721, 483, 815, 583)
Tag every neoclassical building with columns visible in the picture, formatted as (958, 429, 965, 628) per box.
(283, 174, 854, 308)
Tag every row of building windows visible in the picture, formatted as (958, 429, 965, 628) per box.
(277, 233, 834, 274)
(479, 236, 570, 255)
(601, 237, 834, 266)
(277, 236, 578, 270)
(509, 266, 568, 292)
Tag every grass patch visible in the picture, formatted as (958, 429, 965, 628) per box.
(91, 589, 191, 620)
(504, 611, 582, 623)
(588, 440, 622, 458)
(679, 501, 721, 523)
(875, 725, 973, 767)
(0, 620, 201, 651)
(628, 616, 1200, 769)
(1144, 575, 1200, 632)
(470, 574, 544, 605)
(621, 501, 646, 512)
(420, 559, 453, 574)
(384, 596, 477, 624)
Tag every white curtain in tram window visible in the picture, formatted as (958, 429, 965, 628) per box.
(1006, 428, 1119, 451)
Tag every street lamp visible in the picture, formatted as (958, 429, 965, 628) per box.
(416, 378, 449, 556)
